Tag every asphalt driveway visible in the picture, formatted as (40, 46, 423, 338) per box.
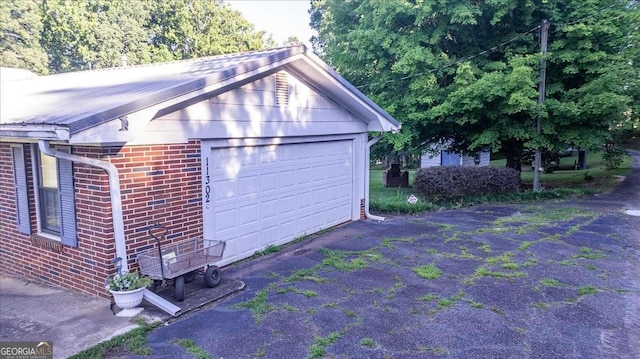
(131, 155, 640, 359)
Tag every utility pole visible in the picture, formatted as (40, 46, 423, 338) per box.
(533, 19, 549, 192)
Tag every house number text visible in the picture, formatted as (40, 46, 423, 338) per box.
(205, 157, 211, 209)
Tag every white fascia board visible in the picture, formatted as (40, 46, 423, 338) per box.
(288, 57, 401, 133)
(0, 125, 69, 141)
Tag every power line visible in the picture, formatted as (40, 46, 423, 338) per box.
(552, 1, 621, 27)
(356, 25, 540, 90)
(355, 1, 625, 91)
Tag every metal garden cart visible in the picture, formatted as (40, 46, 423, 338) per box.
(137, 223, 226, 301)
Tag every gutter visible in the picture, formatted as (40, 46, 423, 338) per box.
(38, 140, 128, 272)
(365, 134, 385, 222)
(1, 125, 70, 141)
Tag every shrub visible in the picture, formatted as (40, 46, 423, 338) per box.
(414, 166, 520, 199)
(602, 146, 626, 170)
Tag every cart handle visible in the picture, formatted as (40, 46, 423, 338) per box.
(146, 223, 168, 282)
(147, 223, 168, 243)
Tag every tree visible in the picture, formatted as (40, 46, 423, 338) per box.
(2, 0, 273, 74)
(283, 36, 303, 46)
(311, 0, 640, 170)
(0, 0, 49, 74)
(40, 0, 152, 72)
(147, 0, 269, 61)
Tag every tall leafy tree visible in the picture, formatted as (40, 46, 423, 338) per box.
(311, 0, 640, 169)
(0, 0, 49, 74)
(148, 0, 270, 61)
(40, 0, 152, 72)
(2, 0, 272, 74)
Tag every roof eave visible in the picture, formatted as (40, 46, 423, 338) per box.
(69, 47, 304, 134)
(0, 124, 70, 141)
(286, 52, 401, 133)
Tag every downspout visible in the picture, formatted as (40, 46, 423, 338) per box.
(365, 134, 385, 221)
(38, 140, 128, 272)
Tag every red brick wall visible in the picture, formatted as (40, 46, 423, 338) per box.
(0, 140, 202, 298)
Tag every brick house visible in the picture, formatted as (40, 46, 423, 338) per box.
(0, 46, 400, 299)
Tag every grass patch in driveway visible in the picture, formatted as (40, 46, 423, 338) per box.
(319, 248, 383, 271)
(171, 339, 211, 359)
(578, 285, 598, 296)
(285, 268, 327, 283)
(493, 206, 597, 234)
(478, 242, 492, 253)
(436, 291, 465, 309)
(308, 332, 342, 359)
(382, 236, 416, 249)
(232, 287, 276, 324)
(469, 301, 484, 308)
(418, 293, 439, 302)
(474, 267, 527, 278)
(518, 241, 534, 251)
(572, 247, 604, 260)
(275, 286, 318, 297)
(540, 278, 565, 287)
(360, 338, 377, 348)
(413, 264, 442, 280)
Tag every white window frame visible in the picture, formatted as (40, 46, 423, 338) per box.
(32, 147, 61, 240)
(31, 145, 70, 242)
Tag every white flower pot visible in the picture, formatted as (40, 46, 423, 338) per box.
(110, 287, 145, 309)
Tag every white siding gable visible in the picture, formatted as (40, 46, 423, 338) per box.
(129, 71, 367, 145)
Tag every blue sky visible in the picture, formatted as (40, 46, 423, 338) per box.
(227, 0, 315, 46)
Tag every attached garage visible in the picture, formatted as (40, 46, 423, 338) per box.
(203, 138, 354, 264)
(0, 45, 400, 298)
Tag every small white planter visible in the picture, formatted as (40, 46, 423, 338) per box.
(110, 287, 145, 309)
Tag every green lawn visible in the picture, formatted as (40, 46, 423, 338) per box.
(369, 151, 634, 214)
(369, 169, 437, 213)
(490, 151, 633, 190)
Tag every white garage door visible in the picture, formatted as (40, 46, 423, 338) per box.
(205, 140, 353, 263)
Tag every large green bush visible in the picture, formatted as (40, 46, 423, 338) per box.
(414, 167, 520, 199)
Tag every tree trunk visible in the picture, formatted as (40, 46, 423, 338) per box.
(577, 150, 587, 170)
(505, 154, 522, 172)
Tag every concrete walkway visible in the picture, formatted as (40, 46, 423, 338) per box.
(0, 276, 138, 359)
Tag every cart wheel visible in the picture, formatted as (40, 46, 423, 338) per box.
(204, 266, 222, 288)
(184, 271, 197, 283)
(175, 276, 186, 301)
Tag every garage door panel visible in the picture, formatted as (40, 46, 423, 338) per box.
(259, 173, 279, 193)
(262, 225, 278, 246)
(207, 140, 353, 263)
(261, 199, 278, 220)
(281, 219, 297, 239)
(215, 209, 236, 232)
(280, 171, 295, 188)
(279, 195, 297, 214)
(297, 215, 311, 234)
(296, 192, 312, 210)
(239, 176, 258, 196)
(312, 189, 325, 204)
(239, 204, 258, 225)
(296, 168, 311, 184)
(312, 168, 325, 182)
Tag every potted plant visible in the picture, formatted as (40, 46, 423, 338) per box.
(105, 271, 152, 309)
